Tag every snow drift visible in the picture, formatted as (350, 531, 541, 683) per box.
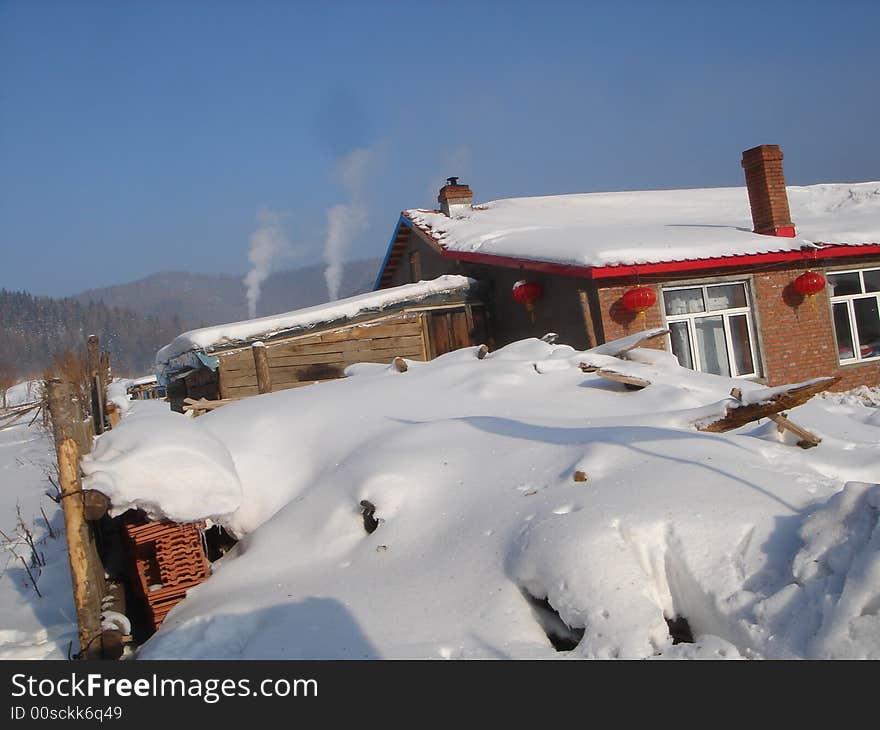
(99, 336, 880, 660)
(81, 406, 242, 524)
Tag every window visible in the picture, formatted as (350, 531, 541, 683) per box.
(828, 268, 880, 363)
(662, 281, 760, 377)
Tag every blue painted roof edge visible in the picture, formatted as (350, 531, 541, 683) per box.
(372, 215, 411, 291)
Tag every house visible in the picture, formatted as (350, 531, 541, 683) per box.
(155, 275, 487, 410)
(375, 146, 880, 390)
(125, 375, 165, 401)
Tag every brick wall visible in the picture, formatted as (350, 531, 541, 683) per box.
(596, 267, 880, 391)
(754, 266, 880, 389)
(752, 268, 839, 384)
(596, 284, 665, 347)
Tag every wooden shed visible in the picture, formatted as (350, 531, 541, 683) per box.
(155, 276, 488, 410)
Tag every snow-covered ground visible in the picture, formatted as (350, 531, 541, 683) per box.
(0, 385, 77, 659)
(81, 338, 880, 659)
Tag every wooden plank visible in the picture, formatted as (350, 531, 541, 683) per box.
(452, 310, 471, 349)
(222, 384, 260, 398)
(595, 368, 652, 389)
(429, 312, 453, 356)
(313, 320, 422, 343)
(584, 327, 669, 359)
(420, 312, 433, 361)
(768, 413, 822, 449)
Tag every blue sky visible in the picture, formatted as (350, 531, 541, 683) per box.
(2, 0, 879, 296)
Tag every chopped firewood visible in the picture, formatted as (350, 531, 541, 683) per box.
(392, 356, 408, 372)
(594, 368, 651, 390)
(476, 344, 489, 360)
(573, 471, 588, 483)
(699, 377, 839, 434)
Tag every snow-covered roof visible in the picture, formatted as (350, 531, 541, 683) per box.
(404, 182, 880, 270)
(156, 275, 478, 369)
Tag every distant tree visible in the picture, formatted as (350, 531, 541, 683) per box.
(0, 359, 16, 409)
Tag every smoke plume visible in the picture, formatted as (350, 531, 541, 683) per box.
(323, 148, 371, 301)
(244, 207, 291, 318)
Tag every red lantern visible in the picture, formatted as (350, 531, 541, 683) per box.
(793, 271, 826, 298)
(620, 286, 656, 328)
(621, 286, 657, 314)
(512, 280, 543, 322)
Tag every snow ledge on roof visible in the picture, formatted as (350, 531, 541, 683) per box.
(405, 182, 880, 269)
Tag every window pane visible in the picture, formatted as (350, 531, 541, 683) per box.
(864, 269, 880, 293)
(663, 288, 705, 315)
(828, 272, 862, 297)
(854, 297, 880, 359)
(706, 283, 747, 311)
(695, 316, 730, 376)
(833, 302, 855, 359)
(728, 314, 755, 375)
(668, 321, 693, 369)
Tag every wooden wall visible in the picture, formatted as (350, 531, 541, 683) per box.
(217, 312, 428, 399)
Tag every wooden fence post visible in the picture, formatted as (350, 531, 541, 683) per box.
(252, 342, 272, 394)
(47, 378, 106, 659)
(87, 335, 104, 435)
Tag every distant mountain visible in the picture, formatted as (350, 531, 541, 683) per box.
(73, 258, 381, 329)
(0, 259, 382, 379)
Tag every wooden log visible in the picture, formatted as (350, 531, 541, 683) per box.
(699, 377, 839, 433)
(46, 379, 91, 457)
(476, 344, 489, 360)
(392, 357, 408, 372)
(252, 342, 272, 394)
(57, 438, 104, 658)
(577, 289, 598, 350)
(83, 489, 111, 521)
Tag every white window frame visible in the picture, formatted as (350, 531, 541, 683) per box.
(828, 266, 880, 364)
(662, 281, 761, 378)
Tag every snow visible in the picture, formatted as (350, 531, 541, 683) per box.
(4, 380, 40, 408)
(105, 337, 880, 660)
(105, 375, 157, 415)
(405, 182, 880, 269)
(0, 392, 77, 659)
(156, 274, 476, 368)
(80, 406, 242, 524)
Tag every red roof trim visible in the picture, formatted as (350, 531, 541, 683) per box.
(441, 244, 880, 279)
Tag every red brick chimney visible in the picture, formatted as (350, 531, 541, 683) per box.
(741, 144, 796, 237)
(438, 177, 473, 217)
